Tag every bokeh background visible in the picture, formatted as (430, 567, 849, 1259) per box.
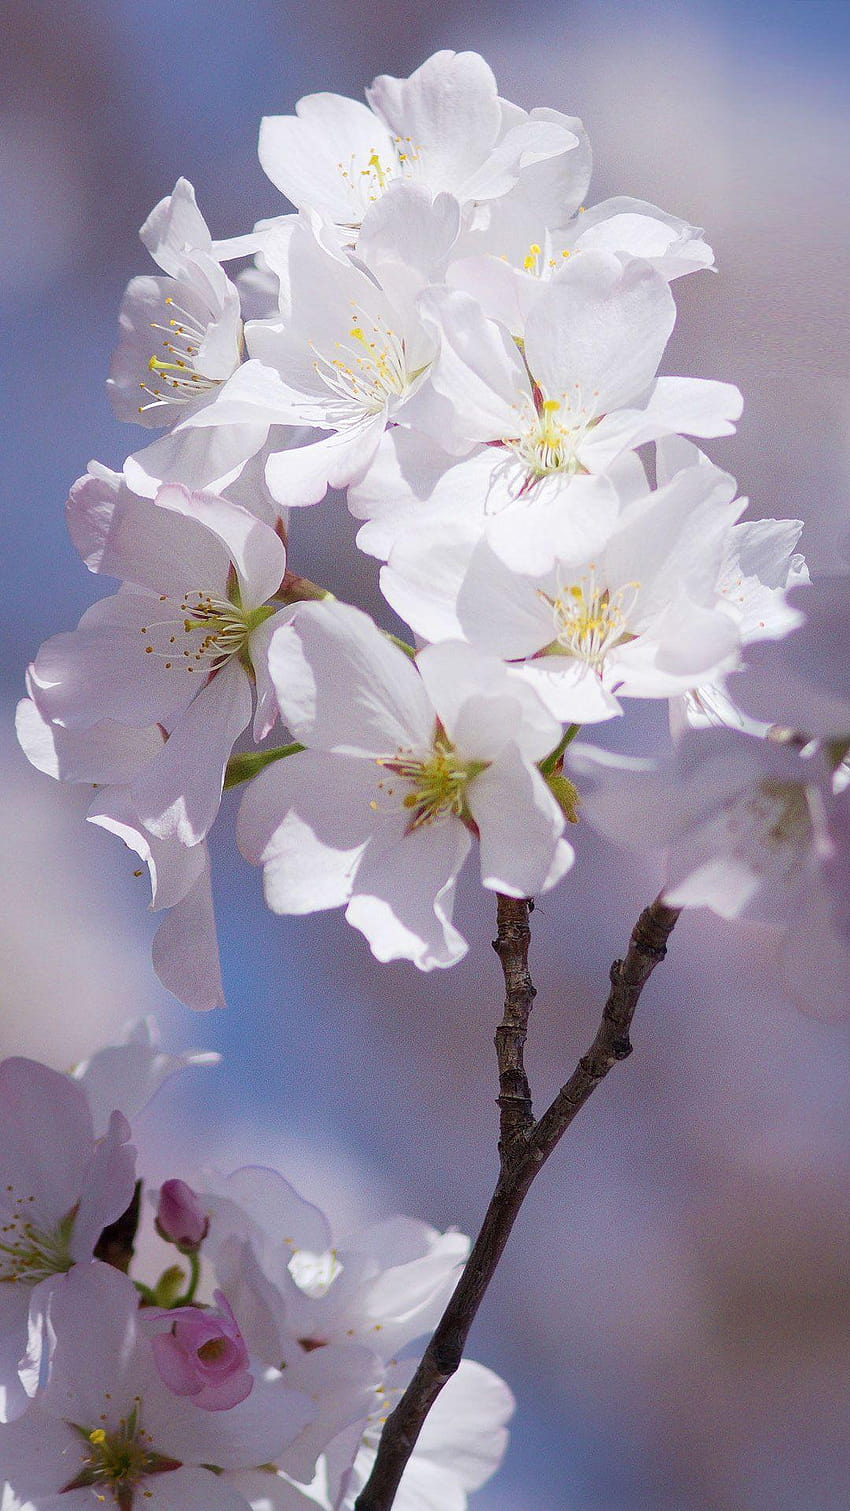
(3, 2, 850, 1507)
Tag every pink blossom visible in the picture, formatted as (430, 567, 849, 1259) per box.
(151, 1291, 253, 1411)
(156, 1179, 209, 1250)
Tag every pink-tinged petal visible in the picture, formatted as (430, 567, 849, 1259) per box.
(40, 1264, 140, 1421)
(0, 1061, 93, 1220)
(259, 92, 398, 219)
(0, 1285, 33, 1421)
(16, 697, 164, 784)
(124, 419, 268, 499)
(70, 1110, 136, 1261)
(236, 752, 375, 915)
(469, 747, 573, 896)
(368, 52, 502, 190)
(208, 1165, 332, 1257)
(144, 1466, 255, 1511)
(417, 286, 529, 440)
(73, 1022, 219, 1139)
(410, 1358, 514, 1492)
(524, 251, 675, 414)
(145, 1368, 316, 1470)
(88, 791, 206, 911)
(131, 658, 252, 843)
(416, 641, 560, 762)
(153, 485, 286, 607)
(151, 859, 225, 1011)
(267, 600, 433, 756)
(67, 472, 232, 595)
(265, 418, 384, 508)
(249, 608, 293, 741)
(108, 274, 197, 429)
(28, 594, 198, 730)
(346, 817, 471, 969)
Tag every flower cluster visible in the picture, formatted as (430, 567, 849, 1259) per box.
(0, 1022, 512, 1511)
(17, 47, 842, 1012)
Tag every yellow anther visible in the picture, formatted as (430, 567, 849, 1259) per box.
(89, 1429, 107, 1445)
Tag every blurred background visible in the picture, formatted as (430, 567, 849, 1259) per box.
(2, 1, 850, 1506)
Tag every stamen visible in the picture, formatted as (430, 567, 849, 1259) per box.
(545, 568, 640, 670)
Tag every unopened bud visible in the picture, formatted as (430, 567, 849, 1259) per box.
(155, 1179, 208, 1250)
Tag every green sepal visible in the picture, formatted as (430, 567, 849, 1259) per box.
(545, 770, 580, 824)
(152, 1264, 187, 1308)
(224, 743, 305, 790)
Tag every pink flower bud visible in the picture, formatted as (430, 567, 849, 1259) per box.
(151, 1291, 253, 1411)
(155, 1179, 208, 1250)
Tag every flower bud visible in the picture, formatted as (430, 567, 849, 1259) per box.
(155, 1178, 208, 1250)
(151, 1290, 253, 1411)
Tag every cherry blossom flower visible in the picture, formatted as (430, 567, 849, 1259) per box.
(381, 457, 745, 722)
(0, 1061, 135, 1421)
(570, 728, 850, 1018)
(25, 472, 288, 847)
(732, 577, 850, 741)
(150, 1291, 253, 1412)
(0, 1263, 315, 1511)
(257, 50, 583, 236)
(236, 600, 573, 967)
(183, 183, 459, 509)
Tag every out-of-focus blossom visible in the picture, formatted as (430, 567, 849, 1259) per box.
(0, 1060, 135, 1421)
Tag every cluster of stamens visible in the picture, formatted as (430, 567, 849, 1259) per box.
(546, 569, 640, 670)
(370, 729, 485, 830)
(336, 136, 421, 221)
(0, 1188, 74, 1285)
(508, 387, 599, 479)
(139, 591, 258, 675)
(64, 1401, 180, 1508)
(312, 306, 412, 422)
(521, 241, 572, 275)
(137, 296, 227, 414)
(728, 778, 813, 873)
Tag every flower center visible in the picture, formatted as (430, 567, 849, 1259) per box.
(372, 728, 486, 830)
(335, 138, 421, 223)
(138, 296, 237, 415)
(64, 1404, 181, 1510)
(312, 309, 416, 424)
(749, 779, 813, 855)
(507, 390, 599, 480)
(546, 571, 639, 669)
(0, 1197, 75, 1286)
(520, 240, 571, 276)
(139, 592, 272, 676)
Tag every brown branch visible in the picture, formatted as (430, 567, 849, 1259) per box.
(353, 895, 681, 1511)
(492, 894, 536, 1156)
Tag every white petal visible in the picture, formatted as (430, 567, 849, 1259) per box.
(346, 818, 470, 969)
(469, 747, 572, 896)
(236, 752, 376, 915)
(267, 601, 433, 756)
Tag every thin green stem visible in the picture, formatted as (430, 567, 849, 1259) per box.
(539, 723, 581, 777)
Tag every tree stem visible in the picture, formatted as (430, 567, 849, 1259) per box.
(353, 895, 680, 1511)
